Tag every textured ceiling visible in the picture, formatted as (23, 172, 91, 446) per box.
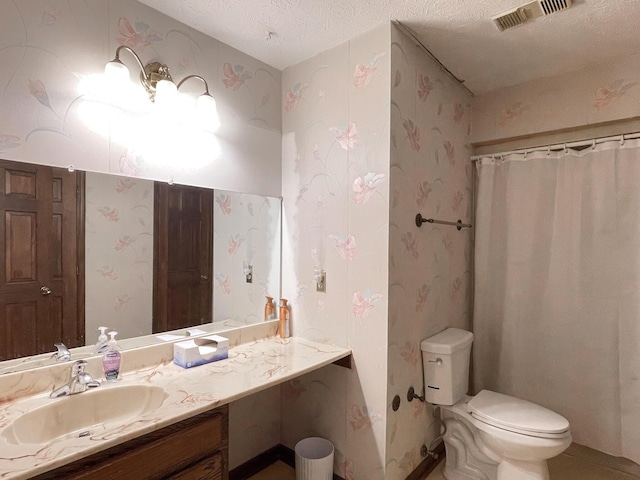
(138, 0, 640, 94)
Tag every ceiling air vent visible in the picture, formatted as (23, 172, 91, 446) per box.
(539, 0, 572, 15)
(493, 0, 573, 31)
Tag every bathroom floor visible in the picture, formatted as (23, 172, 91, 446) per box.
(247, 451, 640, 480)
(425, 452, 640, 480)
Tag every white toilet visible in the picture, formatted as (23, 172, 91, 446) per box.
(421, 328, 571, 480)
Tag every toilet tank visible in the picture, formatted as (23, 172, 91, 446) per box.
(421, 328, 473, 405)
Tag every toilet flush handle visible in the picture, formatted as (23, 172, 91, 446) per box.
(428, 358, 443, 365)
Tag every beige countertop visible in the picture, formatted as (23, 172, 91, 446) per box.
(0, 336, 351, 479)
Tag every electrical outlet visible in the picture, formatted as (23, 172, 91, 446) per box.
(316, 270, 326, 292)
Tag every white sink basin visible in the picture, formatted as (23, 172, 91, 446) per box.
(2, 384, 168, 445)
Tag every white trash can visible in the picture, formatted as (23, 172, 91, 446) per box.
(295, 437, 334, 480)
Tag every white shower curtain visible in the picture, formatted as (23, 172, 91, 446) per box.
(473, 139, 640, 463)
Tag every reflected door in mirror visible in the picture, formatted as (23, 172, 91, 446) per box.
(154, 183, 212, 332)
(0, 160, 84, 361)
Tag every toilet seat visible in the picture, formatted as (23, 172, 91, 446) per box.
(468, 390, 570, 439)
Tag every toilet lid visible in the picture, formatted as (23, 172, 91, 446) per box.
(468, 390, 570, 436)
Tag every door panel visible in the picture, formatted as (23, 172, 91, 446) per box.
(154, 183, 212, 333)
(0, 160, 83, 361)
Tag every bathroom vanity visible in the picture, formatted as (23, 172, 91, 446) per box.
(32, 406, 228, 480)
(0, 328, 351, 480)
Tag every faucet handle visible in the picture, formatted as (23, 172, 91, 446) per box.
(52, 343, 71, 362)
(71, 359, 88, 375)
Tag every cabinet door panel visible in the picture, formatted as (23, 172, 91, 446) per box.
(168, 451, 224, 480)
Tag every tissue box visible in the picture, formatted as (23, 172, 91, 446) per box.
(173, 335, 229, 369)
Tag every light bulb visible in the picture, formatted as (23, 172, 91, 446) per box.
(196, 93, 221, 132)
(104, 60, 129, 85)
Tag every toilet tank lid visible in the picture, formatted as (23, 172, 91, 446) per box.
(420, 328, 473, 354)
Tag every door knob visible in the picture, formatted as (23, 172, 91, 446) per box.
(40, 286, 52, 296)
(200, 275, 209, 280)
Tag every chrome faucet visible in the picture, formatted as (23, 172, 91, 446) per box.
(50, 360, 100, 398)
(51, 343, 71, 362)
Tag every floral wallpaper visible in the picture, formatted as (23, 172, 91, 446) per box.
(213, 190, 281, 325)
(472, 51, 640, 143)
(85, 172, 154, 341)
(386, 25, 472, 479)
(281, 24, 472, 480)
(281, 24, 391, 480)
(0, 0, 281, 196)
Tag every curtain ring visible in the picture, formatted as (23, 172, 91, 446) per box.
(592, 139, 596, 149)
(524, 149, 528, 158)
(621, 134, 625, 146)
(547, 146, 551, 156)
(564, 143, 568, 153)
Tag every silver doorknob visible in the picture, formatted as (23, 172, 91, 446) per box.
(40, 286, 52, 296)
(200, 275, 209, 280)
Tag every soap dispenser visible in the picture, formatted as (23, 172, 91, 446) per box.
(264, 296, 275, 321)
(102, 331, 122, 381)
(279, 298, 290, 338)
(94, 326, 109, 354)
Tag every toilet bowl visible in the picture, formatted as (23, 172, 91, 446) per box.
(421, 328, 571, 480)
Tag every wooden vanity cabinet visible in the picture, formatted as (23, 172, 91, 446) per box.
(33, 405, 228, 480)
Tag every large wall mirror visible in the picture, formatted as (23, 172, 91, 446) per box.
(0, 159, 281, 373)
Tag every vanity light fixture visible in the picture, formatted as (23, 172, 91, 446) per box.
(104, 46, 220, 132)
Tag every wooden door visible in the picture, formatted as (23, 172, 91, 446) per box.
(153, 183, 212, 333)
(0, 160, 83, 361)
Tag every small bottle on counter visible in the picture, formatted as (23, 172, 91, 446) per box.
(264, 296, 275, 321)
(102, 331, 122, 381)
(279, 298, 290, 338)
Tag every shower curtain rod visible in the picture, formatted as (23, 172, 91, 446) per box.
(470, 131, 640, 161)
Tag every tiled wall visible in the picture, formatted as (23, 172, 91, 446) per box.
(281, 25, 391, 480)
(472, 52, 640, 144)
(0, 0, 281, 195)
(385, 25, 473, 479)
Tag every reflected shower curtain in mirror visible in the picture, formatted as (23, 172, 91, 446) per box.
(473, 139, 640, 463)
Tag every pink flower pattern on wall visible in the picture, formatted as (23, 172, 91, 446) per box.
(352, 172, 385, 204)
(215, 274, 231, 295)
(222, 63, 253, 91)
(417, 74, 433, 101)
(227, 234, 245, 255)
(352, 291, 383, 318)
(215, 194, 231, 215)
(400, 342, 419, 367)
(400, 232, 419, 258)
(349, 404, 381, 431)
(454, 103, 464, 123)
(0, 134, 21, 151)
(115, 178, 136, 193)
(353, 52, 385, 89)
(117, 17, 161, 49)
(403, 119, 421, 152)
(114, 236, 134, 251)
(444, 140, 455, 166)
(330, 122, 359, 150)
(499, 102, 530, 126)
(98, 207, 120, 222)
(416, 180, 433, 207)
(415, 285, 430, 312)
(285, 82, 307, 113)
(27, 79, 54, 112)
(282, 379, 307, 400)
(329, 233, 357, 260)
(593, 79, 638, 109)
(98, 266, 117, 280)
